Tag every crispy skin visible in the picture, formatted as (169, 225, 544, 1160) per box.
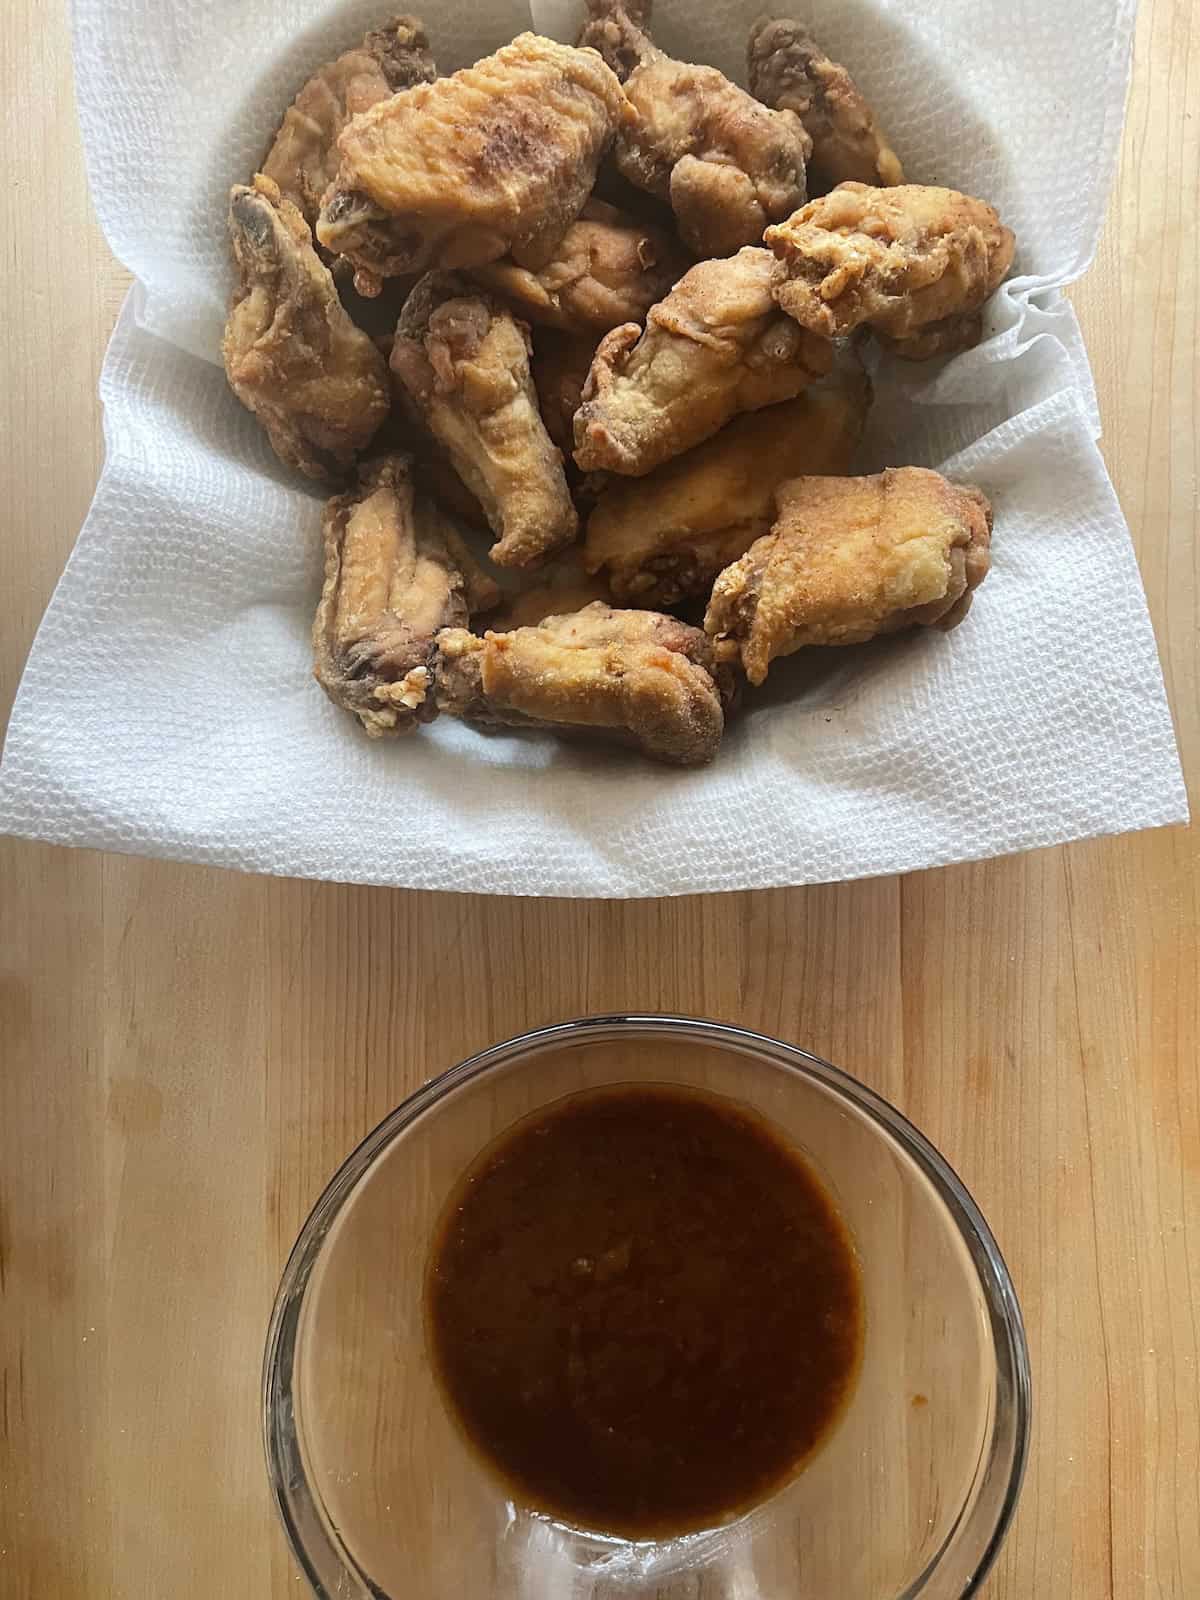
(313, 455, 494, 737)
(579, 0, 808, 257)
(390, 273, 578, 568)
(222, 175, 390, 481)
(531, 329, 598, 453)
(470, 201, 690, 335)
(316, 33, 631, 294)
(585, 361, 870, 605)
(704, 467, 992, 683)
(261, 16, 436, 233)
(435, 603, 728, 765)
(766, 183, 1015, 357)
(494, 552, 614, 630)
(748, 16, 903, 194)
(573, 246, 833, 476)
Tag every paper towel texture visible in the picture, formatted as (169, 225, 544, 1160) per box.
(0, 0, 1186, 895)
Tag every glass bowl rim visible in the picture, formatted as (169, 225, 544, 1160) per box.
(263, 1013, 1031, 1600)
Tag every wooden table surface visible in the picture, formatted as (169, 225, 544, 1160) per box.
(2, 3, 1197, 1597)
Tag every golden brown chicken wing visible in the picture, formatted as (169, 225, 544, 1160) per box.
(313, 454, 497, 737)
(572, 246, 833, 476)
(748, 16, 904, 195)
(434, 603, 729, 765)
(492, 552, 615, 631)
(261, 16, 436, 234)
(579, 0, 808, 258)
(584, 359, 870, 605)
(222, 175, 391, 481)
(766, 183, 1015, 358)
(704, 467, 992, 683)
(389, 273, 578, 568)
(470, 201, 690, 336)
(316, 33, 630, 295)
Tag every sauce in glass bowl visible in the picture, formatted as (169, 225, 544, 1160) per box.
(426, 1082, 862, 1538)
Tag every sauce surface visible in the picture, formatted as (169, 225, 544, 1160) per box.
(426, 1084, 863, 1537)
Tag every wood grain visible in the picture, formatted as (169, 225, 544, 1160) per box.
(1, 2, 1196, 1596)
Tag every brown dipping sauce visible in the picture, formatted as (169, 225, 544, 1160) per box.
(426, 1084, 863, 1538)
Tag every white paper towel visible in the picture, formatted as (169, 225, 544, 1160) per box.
(0, 0, 1186, 896)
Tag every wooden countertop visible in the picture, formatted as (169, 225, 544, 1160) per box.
(1, 3, 1196, 1595)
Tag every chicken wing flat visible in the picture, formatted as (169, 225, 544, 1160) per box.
(766, 183, 1015, 357)
(579, 0, 808, 258)
(390, 272, 578, 567)
(435, 603, 729, 765)
(573, 246, 833, 476)
(316, 33, 630, 295)
(261, 16, 436, 234)
(584, 360, 870, 606)
(222, 175, 391, 480)
(313, 454, 497, 737)
(470, 201, 690, 336)
(704, 467, 992, 683)
(748, 16, 904, 194)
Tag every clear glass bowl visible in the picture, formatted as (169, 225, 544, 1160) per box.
(264, 1016, 1030, 1600)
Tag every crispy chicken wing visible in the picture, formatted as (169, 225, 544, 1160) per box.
(435, 603, 729, 765)
(573, 246, 833, 476)
(313, 455, 497, 737)
(704, 466, 992, 683)
(261, 16, 436, 234)
(748, 16, 903, 194)
(222, 175, 391, 481)
(317, 33, 631, 295)
(585, 359, 870, 605)
(579, 0, 808, 257)
(493, 552, 614, 631)
(766, 182, 1015, 357)
(389, 272, 578, 568)
(470, 201, 689, 336)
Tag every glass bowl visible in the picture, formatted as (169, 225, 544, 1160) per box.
(264, 1016, 1030, 1599)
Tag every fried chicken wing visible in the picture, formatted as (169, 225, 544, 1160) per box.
(584, 360, 870, 605)
(704, 467, 992, 683)
(766, 183, 1015, 357)
(390, 273, 578, 568)
(470, 201, 690, 336)
(530, 328, 598, 453)
(261, 16, 436, 234)
(748, 16, 903, 194)
(579, 0, 808, 258)
(316, 33, 631, 295)
(313, 454, 497, 737)
(572, 246, 833, 476)
(435, 603, 729, 765)
(222, 175, 391, 481)
(493, 552, 614, 630)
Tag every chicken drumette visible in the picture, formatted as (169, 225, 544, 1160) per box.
(747, 16, 903, 195)
(222, 174, 391, 480)
(705, 466, 992, 683)
(313, 454, 499, 738)
(389, 272, 578, 568)
(766, 182, 1015, 359)
(573, 246, 833, 476)
(261, 15, 436, 235)
(584, 359, 871, 606)
(317, 33, 630, 295)
(435, 602, 732, 765)
(579, 0, 809, 258)
(470, 200, 690, 336)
